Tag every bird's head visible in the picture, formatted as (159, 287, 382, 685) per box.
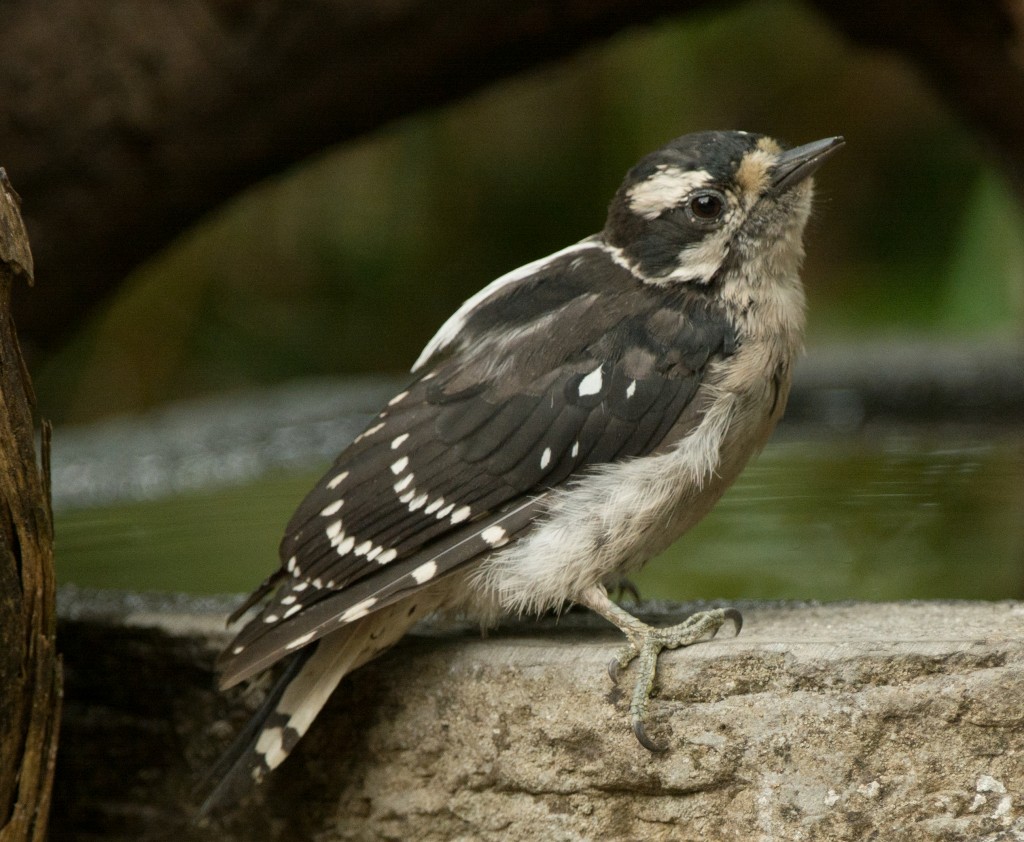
(604, 131, 844, 286)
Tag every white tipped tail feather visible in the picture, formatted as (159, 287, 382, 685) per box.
(199, 594, 441, 815)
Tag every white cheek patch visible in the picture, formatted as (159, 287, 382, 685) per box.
(652, 198, 739, 284)
(664, 225, 734, 283)
(627, 167, 712, 220)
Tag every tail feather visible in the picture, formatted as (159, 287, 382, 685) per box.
(197, 644, 315, 816)
(198, 593, 441, 817)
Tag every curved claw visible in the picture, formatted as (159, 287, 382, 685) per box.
(632, 717, 668, 753)
(608, 657, 623, 682)
(722, 607, 744, 636)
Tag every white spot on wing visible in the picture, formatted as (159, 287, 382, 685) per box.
(393, 473, 414, 493)
(284, 604, 302, 618)
(377, 548, 397, 564)
(362, 422, 385, 437)
(388, 391, 409, 406)
(391, 433, 410, 449)
(285, 631, 316, 651)
(571, 441, 580, 458)
(399, 490, 416, 504)
(437, 503, 455, 519)
(578, 365, 604, 397)
(391, 456, 410, 475)
(411, 561, 437, 584)
(423, 497, 444, 515)
(626, 380, 637, 399)
(540, 447, 552, 469)
(340, 597, 378, 623)
(354, 540, 373, 557)
(336, 535, 355, 555)
(326, 470, 349, 490)
(325, 520, 343, 540)
(320, 499, 343, 517)
(450, 505, 471, 524)
(408, 493, 428, 511)
(481, 525, 509, 547)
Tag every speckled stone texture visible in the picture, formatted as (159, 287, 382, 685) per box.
(54, 593, 1024, 841)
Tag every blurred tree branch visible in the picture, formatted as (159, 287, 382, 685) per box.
(0, 170, 61, 842)
(815, 0, 1024, 201)
(1, 0, 1021, 352)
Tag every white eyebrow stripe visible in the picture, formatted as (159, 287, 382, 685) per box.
(411, 237, 602, 372)
(627, 167, 713, 220)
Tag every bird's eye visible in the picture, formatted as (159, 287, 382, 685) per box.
(687, 191, 726, 223)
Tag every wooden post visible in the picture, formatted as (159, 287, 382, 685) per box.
(0, 168, 61, 842)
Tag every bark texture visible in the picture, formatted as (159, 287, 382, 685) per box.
(53, 593, 1024, 841)
(1, 0, 1022, 350)
(0, 171, 61, 841)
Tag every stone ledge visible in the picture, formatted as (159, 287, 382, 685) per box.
(52, 593, 1024, 841)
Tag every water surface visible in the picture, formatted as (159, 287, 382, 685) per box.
(55, 426, 1023, 602)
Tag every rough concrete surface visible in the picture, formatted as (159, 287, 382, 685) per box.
(53, 593, 1024, 841)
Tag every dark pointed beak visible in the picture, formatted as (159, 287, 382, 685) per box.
(771, 136, 845, 193)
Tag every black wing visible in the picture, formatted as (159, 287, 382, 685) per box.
(218, 248, 737, 687)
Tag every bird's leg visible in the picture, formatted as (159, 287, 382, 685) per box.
(576, 584, 742, 752)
